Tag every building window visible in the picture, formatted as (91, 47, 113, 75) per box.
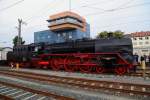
(139, 42, 143, 45)
(133, 37, 137, 40)
(83, 34, 86, 37)
(37, 37, 40, 40)
(139, 37, 142, 40)
(145, 37, 149, 40)
(142, 50, 148, 52)
(48, 36, 51, 38)
(57, 34, 60, 37)
(69, 34, 72, 39)
(133, 42, 137, 45)
(145, 41, 149, 44)
(41, 36, 45, 40)
(63, 33, 66, 37)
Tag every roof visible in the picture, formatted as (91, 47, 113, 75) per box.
(131, 31, 150, 37)
(49, 11, 85, 21)
(0, 47, 12, 51)
(124, 34, 131, 38)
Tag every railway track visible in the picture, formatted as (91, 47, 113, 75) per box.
(0, 77, 75, 100)
(0, 70, 150, 99)
(127, 72, 150, 77)
(0, 93, 13, 100)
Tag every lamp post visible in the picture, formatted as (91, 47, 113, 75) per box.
(16, 19, 27, 46)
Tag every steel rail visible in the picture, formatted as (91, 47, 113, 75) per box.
(3, 70, 150, 88)
(0, 70, 150, 97)
(0, 94, 14, 100)
(0, 80, 75, 100)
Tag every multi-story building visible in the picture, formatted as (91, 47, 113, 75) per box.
(0, 47, 12, 60)
(131, 31, 150, 56)
(34, 11, 90, 43)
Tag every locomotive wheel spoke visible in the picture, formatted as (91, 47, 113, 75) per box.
(115, 66, 127, 75)
(80, 65, 92, 73)
(96, 66, 105, 74)
(64, 57, 80, 72)
(65, 65, 75, 72)
(79, 60, 92, 73)
(51, 58, 62, 71)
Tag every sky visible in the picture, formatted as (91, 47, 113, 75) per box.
(0, 0, 150, 47)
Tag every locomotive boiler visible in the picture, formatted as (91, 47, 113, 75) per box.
(7, 37, 134, 75)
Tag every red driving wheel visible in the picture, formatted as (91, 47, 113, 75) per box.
(115, 66, 127, 75)
(96, 66, 105, 74)
(79, 59, 92, 73)
(64, 57, 80, 72)
(51, 58, 62, 71)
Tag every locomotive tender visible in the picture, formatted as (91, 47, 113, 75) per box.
(7, 37, 134, 75)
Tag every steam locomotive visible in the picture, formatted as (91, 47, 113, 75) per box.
(7, 37, 134, 75)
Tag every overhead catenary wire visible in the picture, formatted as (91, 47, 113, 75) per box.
(1, 0, 149, 36)
(108, 1, 150, 12)
(25, 0, 117, 25)
(92, 19, 150, 29)
(112, 0, 134, 10)
(80, 0, 150, 30)
(1, 0, 147, 26)
(24, 6, 49, 22)
(0, 0, 25, 12)
(85, 1, 150, 16)
(72, 0, 132, 13)
(24, 18, 150, 31)
(23, 0, 150, 32)
(24, 0, 61, 24)
(72, 0, 116, 10)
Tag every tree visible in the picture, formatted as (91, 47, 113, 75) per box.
(96, 30, 124, 39)
(96, 31, 108, 38)
(13, 36, 25, 46)
(113, 30, 124, 38)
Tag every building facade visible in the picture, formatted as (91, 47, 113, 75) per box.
(34, 11, 90, 43)
(131, 31, 150, 56)
(0, 47, 12, 60)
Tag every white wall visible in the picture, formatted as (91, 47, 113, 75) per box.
(0, 48, 12, 60)
(131, 36, 150, 56)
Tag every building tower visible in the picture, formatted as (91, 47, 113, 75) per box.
(34, 11, 90, 43)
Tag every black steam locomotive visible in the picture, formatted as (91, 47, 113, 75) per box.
(7, 37, 134, 75)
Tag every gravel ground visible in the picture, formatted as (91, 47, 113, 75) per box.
(7, 67, 150, 85)
(0, 66, 150, 100)
(0, 66, 150, 85)
(0, 75, 146, 100)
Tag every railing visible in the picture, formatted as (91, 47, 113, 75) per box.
(49, 18, 83, 27)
